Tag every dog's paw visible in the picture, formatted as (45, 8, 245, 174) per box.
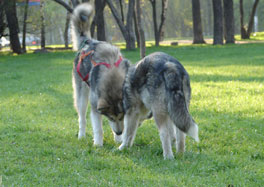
(93, 140, 103, 147)
(118, 143, 127, 150)
(78, 132, 86, 140)
(164, 154, 174, 160)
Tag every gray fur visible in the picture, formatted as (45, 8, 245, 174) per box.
(71, 3, 130, 145)
(119, 52, 199, 159)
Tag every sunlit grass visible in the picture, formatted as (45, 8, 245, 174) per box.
(0, 43, 264, 186)
(235, 31, 264, 41)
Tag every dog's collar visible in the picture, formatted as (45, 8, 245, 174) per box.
(77, 50, 123, 85)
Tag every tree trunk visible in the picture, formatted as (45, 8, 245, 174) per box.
(106, 0, 135, 50)
(239, 0, 259, 39)
(245, 0, 259, 39)
(4, 0, 22, 54)
(223, 0, 234, 44)
(119, 0, 125, 23)
(149, 0, 159, 46)
(40, 0, 45, 49)
(64, 9, 70, 48)
(212, 0, 223, 45)
(207, 0, 212, 36)
(149, 0, 168, 46)
(239, 0, 247, 39)
(94, 0, 106, 41)
(191, 0, 205, 44)
(22, 0, 29, 52)
(91, 16, 96, 38)
(125, 0, 136, 50)
(0, 0, 7, 39)
(133, 9, 140, 48)
(158, 0, 168, 42)
(136, 0, 145, 58)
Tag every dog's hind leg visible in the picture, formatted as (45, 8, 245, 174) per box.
(73, 78, 89, 139)
(176, 128, 186, 153)
(90, 106, 103, 146)
(154, 113, 174, 159)
(119, 108, 140, 150)
(168, 121, 177, 149)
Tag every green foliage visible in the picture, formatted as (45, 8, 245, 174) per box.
(0, 44, 264, 186)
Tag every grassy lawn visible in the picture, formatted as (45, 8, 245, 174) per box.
(0, 43, 264, 186)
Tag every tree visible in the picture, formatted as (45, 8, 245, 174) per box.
(212, 0, 223, 45)
(22, 0, 30, 52)
(40, 0, 46, 49)
(240, 0, 260, 39)
(191, 0, 205, 44)
(4, 0, 22, 54)
(149, 0, 168, 46)
(0, 0, 7, 39)
(135, 0, 146, 58)
(223, 0, 235, 44)
(93, 0, 106, 41)
(106, 0, 136, 50)
(134, 9, 140, 48)
(64, 2, 71, 48)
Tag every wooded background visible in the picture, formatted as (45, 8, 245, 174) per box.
(0, 0, 263, 54)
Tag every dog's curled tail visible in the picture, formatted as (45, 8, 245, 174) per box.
(71, 3, 93, 50)
(163, 66, 199, 142)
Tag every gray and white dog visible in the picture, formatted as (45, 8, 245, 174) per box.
(106, 52, 199, 159)
(71, 3, 129, 146)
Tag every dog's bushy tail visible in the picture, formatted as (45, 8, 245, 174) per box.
(163, 66, 199, 142)
(71, 3, 93, 50)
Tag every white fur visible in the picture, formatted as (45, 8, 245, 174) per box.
(187, 122, 199, 142)
(119, 108, 140, 150)
(90, 108, 103, 146)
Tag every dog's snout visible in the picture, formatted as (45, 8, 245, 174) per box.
(115, 131, 122, 136)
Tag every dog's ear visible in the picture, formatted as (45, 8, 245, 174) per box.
(97, 98, 109, 114)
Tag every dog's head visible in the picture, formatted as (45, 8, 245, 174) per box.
(96, 63, 129, 135)
(97, 97, 124, 135)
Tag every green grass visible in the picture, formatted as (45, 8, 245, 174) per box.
(235, 31, 264, 41)
(0, 43, 264, 186)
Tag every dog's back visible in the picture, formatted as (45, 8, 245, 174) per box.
(123, 52, 199, 141)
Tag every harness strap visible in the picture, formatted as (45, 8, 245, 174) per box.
(76, 50, 123, 84)
(94, 56, 123, 69)
(114, 56, 123, 67)
(76, 50, 94, 82)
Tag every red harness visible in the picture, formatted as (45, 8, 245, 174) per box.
(76, 50, 123, 83)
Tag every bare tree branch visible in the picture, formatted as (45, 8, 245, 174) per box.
(119, 0, 125, 23)
(105, 0, 128, 38)
(52, 0, 73, 13)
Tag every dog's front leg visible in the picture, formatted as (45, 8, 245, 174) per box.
(119, 109, 140, 150)
(90, 107, 103, 146)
